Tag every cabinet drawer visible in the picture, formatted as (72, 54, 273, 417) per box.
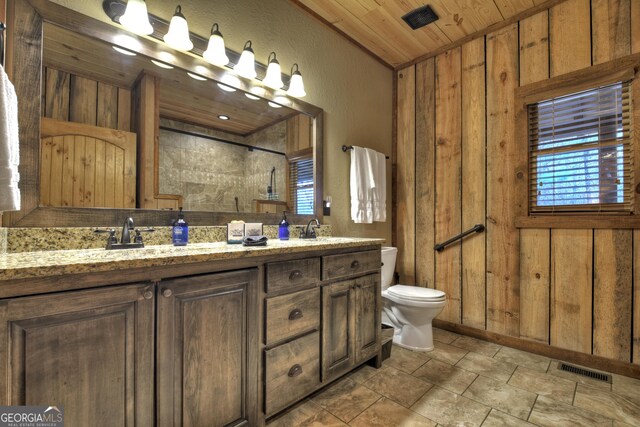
(265, 288, 320, 345)
(265, 331, 320, 416)
(322, 250, 380, 280)
(266, 258, 321, 294)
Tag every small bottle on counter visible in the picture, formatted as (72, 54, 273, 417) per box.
(278, 211, 290, 240)
(172, 207, 189, 246)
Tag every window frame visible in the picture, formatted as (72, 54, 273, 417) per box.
(286, 147, 314, 215)
(514, 55, 640, 229)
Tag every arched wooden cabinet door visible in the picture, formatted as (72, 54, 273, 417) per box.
(39, 117, 137, 208)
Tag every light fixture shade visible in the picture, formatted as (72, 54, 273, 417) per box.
(263, 52, 284, 89)
(287, 63, 306, 97)
(203, 24, 229, 66)
(234, 41, 257, 79)
(163, 5, 193, 51)
(119, 0, 153, 35)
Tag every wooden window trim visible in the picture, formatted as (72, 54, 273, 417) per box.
(515, 53, 640, 229)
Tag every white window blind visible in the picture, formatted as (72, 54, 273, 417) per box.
(528, 81, 633, 213)
(288, 158, 314, 214)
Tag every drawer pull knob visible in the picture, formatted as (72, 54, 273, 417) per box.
(351, 260, 360, 269)
(162, 288, 173, 298)
(143, 290, 154, 300)
(289, 270, 303, 281)
(288, 308, 303, 320)
(288, 364, 303, 377)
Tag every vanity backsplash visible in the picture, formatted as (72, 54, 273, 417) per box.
(4, 225, 332, 253)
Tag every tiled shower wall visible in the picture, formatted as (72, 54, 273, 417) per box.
(158, 119, 287, 212)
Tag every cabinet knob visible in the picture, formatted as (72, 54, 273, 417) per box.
(143, 290, 154, 300)
(162, 288, 173, 298)
(288, 308, 303, 320)
(351, 260, 360, 269)
(288, 364, 303, 378)
(289, 270, 303, 281)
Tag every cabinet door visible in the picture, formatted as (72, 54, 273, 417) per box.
(321, 280, 355, 381)
(354, 274, 381, 364)
(0, 283, 155, 427)
(157, 269, 258, 427)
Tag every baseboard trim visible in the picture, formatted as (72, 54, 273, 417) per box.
(433, 320, 640, 380)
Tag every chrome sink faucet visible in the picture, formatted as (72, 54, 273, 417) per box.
(121, 217, 134, 244)
(300, 219, 320, 239)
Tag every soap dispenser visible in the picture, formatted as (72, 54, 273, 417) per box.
(278, 211, 289, 240)
(172, 207, 189, 246)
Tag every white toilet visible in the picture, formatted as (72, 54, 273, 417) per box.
(381, 247, 446, 352)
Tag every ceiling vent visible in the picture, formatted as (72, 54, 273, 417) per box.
(402, 5, 439, 30)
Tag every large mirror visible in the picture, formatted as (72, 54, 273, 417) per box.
(4, 0, 323, 227)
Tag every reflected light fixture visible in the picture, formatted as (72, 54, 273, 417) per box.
(287, 63, 306, 98)
(118, 0, 153, 35)
(203, 24, 229, 66)
(217, 73, 240, 92)
(187, 72, 207, 81)
(263, 52, 284, 89)
(151, 59, 173, 69)
(234, 41, 257, 79)
(112, 45, 137, 56)
(163, 5, 193, 51)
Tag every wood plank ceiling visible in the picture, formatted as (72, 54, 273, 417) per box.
(292, 0, 550, 68)
(43, 23, 296, 135)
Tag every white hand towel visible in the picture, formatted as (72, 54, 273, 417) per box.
(0, 64, 19, 212)
(369, 149, 386, 222)
(350, 146, 375, 223)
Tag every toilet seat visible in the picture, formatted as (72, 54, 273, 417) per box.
(387, 285, 446, 302)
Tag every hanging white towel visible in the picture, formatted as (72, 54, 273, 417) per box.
(350, 146, 375, 223)
(0, 64, 19, 212)
(367, 148, 386, 222)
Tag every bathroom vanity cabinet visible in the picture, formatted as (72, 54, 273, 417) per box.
(0, 239, 381, 426)
(0, 269, 259, 427)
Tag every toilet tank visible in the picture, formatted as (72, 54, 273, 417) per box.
(381, 247, 398, 289)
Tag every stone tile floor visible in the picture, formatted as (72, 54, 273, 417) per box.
(267, 328, 640, 426)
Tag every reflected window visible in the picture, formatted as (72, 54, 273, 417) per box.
(289, 158, 314, 214)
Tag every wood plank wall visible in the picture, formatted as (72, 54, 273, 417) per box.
(43, 67, 131, 132)
(395, 0, 640, 364)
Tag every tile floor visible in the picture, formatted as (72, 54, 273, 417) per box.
(266, 328, 640, 426)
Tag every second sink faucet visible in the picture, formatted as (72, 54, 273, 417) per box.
(301, 219, 320, 239)
(121, 217, 134, 244)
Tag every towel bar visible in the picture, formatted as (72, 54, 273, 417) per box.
(342, 145, 390, 159)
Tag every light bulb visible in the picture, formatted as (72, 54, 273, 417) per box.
(263, 52, 284, 89)
(203, 24, 229, 66)
(287, 63, 306, 98)
(234, 41, 257, 79)
(163, 5, 193, 51)
(119, 0, 153, 35)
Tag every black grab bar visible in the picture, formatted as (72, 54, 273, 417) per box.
(434, 224, 485, 252)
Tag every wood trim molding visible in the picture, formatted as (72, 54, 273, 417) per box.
(516, 215, 640, 229)
(395, 0, 571, 70)
(433, 320, 640, 379)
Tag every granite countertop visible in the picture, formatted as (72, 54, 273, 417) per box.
(0, 237, 384, 282)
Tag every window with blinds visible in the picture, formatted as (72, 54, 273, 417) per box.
(288, 157, 314, 214)
(528, 81, 632, 213)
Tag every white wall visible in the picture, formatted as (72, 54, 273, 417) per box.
(51, 0, 394, 241)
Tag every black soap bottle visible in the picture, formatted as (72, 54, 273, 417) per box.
(172, 207, 189, 246)
(278, 211, 290, 240)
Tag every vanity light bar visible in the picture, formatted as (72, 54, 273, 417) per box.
(102, 0, 306, 97)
